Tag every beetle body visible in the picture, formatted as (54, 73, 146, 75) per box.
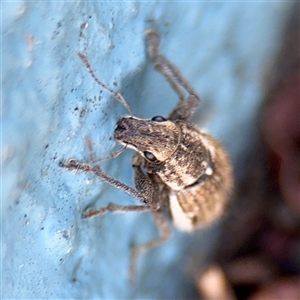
(114, 116, 233, 231)
(62, 30, 234, 279)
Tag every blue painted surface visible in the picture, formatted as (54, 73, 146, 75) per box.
(2, 2, 293, 299)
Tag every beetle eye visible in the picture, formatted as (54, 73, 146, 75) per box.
(143, 151, 157, 161)
(151, 116, 166, 122)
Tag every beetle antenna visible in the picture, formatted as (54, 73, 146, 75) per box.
(78, 52, 133, 115)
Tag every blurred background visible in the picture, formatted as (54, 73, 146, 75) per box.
(2, 2, 299, 299)
(207, 5, 300, 300)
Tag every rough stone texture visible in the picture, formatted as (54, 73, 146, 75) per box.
(2, 2, 293, 299)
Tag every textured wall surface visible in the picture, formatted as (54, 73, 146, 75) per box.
(2, 2, 293, 299)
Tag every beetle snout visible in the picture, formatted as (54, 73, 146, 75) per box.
(115, 122, 127, 133)
(114, 118, 131, 134)
(114, 117, 134, 141)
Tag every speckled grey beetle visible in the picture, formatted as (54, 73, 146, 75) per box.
(62, 30, 233, 279)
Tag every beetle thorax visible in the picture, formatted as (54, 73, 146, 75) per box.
(152, 121, 214, 190)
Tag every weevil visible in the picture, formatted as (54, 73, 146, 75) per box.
(61, 30, 233, 279)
